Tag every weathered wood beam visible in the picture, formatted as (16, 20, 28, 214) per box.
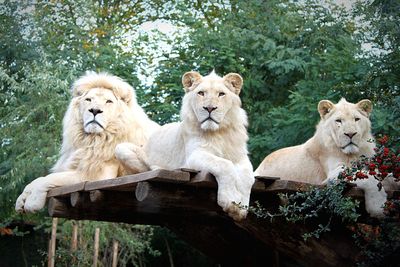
(47, 182, 86, 198)
(84, 169, 190, 192)
(45, 169, 399, 267)
(89, 190, 105, 203)
(135, 181, 151, 201)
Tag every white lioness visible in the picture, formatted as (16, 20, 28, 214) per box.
(255, 98, 388, 217)
(15, 72, 159, 213)
(116, 71, 255, 221)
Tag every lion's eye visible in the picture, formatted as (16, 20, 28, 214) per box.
(197, 91, 204, 96)
(355, 118, 360, 122)
(106, 100, 113, 104)
(335, 119, 342, 123)
(85, 98, 91, 102)
(218, 92, 225, 97)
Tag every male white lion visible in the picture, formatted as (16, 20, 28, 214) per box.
(255, 98, 391, 217)
(116, 71, 255, 221)
(15, 72, 159, 213)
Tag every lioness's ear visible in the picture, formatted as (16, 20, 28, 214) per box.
(182, 71, 202, 92)
(357, 99, 372, 116)
(318, 100, 335, 118)
(223, 73, 243, 95)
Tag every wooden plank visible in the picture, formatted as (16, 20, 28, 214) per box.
(151, 169, 191, 183)
(252, 180, 266, 192)
(264, 179, 317, 192)
(179, 168, 200, 178)
(186, 171, 268, 192)
(255, 176, 280, 186)
(188, 171, 217, 187)
(84, 169, 190, 191)
(47, 182, 86, 198)
(344, 187, 364, 199)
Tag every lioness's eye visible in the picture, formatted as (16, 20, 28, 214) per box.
(85, 98, 91, 102)
(197, 91, 204, 96)
(218, 92, 225, 97)
(355, 118, 360, 122)
(106, 100, 113, 104)
(335, 119, 342, 123)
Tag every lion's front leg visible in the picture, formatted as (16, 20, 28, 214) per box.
(355, 177, 387, 218)
(322, 160, 346, 185)
(115, 142, 149, 174)
(15, 171, 84, 213)
(186, 151, 246, 221)
(234, 158, 255, 212)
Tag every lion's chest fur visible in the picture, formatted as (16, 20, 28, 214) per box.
(185, 129, 248, 164)
(145, 121, 249, 170)
(54, 128, 131, 180)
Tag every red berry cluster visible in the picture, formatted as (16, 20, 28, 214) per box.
(349, 223, 382, 243)
(340, 135, 400, 185)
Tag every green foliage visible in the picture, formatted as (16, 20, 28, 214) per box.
(250, 178, 360, 241)
(278, 180, 359, 240)
(0, 61, 76, 220)
(353, 220, 400, 267)
(36, 219, 159, 267)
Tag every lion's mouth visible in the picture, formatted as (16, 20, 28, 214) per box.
(341, 142, 358, 149)
(201, 117, 219, 124)
(85, 120, 104, 129)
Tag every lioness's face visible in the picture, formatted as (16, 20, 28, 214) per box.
(79, 88, 119, 134)
(319, 99, 372, 155)
(182, 71, 243, 131)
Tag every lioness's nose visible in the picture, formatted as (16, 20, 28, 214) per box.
(89, 108, 103, 116)
(203, 106, 217, 113)
(345, 132, 357, 139)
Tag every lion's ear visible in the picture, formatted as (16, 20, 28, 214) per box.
(182, 71, 202, 92)
(318, 100, 335, 118)
(72, 84, 85, 97)
(356, 99, 372, 116)
(223, 73, 243, 95)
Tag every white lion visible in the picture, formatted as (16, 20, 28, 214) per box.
(255, 98, 391, 218)
(116, 71, 255, 221)
(15, 72, 159, 213)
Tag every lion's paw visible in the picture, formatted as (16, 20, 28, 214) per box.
(15, 178, 49, 213)
(15, 188, 31, 213)
(226, 204, 248, 221)
(217, 188, 248, 220)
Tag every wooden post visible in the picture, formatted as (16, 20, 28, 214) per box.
(71, 221, 78, 251)
(47, 217, 58, 267)
(78, 221, 83, 247)
(112, 240, 119, 267)
(93, 227, 100, 267)
(164, 236, 175, 267)
(70, 220, 78, 264)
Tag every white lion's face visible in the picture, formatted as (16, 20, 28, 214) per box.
(182, 71, 243, 131)
(79, 88, 119, 134)
(319, 99, 372, 155)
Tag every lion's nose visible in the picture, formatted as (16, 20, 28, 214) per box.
(345, 132, 357, 139)
(89, 108, 103, 116)
(203, 106, 217, 113)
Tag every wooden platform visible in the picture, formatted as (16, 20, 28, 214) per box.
(47, 169, 369, 266)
